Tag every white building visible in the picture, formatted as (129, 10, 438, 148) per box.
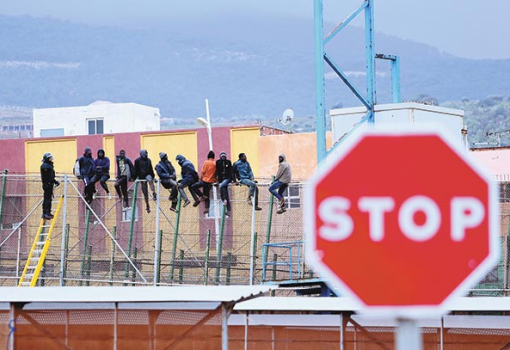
(331, 102, 467, 149)
(33, 101, 161, 137)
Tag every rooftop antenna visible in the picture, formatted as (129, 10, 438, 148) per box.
(279, 108, 294, 132)
(279, 108, 294, 125)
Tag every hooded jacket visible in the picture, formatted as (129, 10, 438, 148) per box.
(134, 150, 155, 179)
(155, 158, 177, 181)
(94, 149, 110, 175)
(78, 148, 94, 178)
(275, 153, 292, 184)
(216, 152, 234, 182)
(176, 154, 198, 181)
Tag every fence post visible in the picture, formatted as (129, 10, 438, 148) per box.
(215, 207, 227, 284)
(178, 249, 184, 284)
(0, 169, 8, 227)
(109, 226, 117, 286)
(79, 209, 91, 286)
(124, 181, 139, 283)
(85, 245, 92, 286)
(155, 230, 163, 285)
(59, 174, 69, 286)
(170, 194, 182, 282)
(265, 176, 275, 267)
(226, 252, 232, 285)
(62, 224, 70, 286)
(204, 229, 211, 285)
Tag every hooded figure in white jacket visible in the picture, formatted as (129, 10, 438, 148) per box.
(268, 153, 292, 214)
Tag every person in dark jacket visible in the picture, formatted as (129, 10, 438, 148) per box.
(216, 151, 234, 216)
(114, 150, 135, 208)
(40, 152, 60, 220)
(78, 147, 95, 204)
(175, 154, 199, 208)
(134, 149, 156, 213)
(90, 148, 111, 199)
(155, 152, 178, 213)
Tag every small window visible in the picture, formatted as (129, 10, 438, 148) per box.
(122, 206, 139, 222)
(282, 184, 301, 209)
(87, 119, 104, 135)
(40, 128, 64, 137)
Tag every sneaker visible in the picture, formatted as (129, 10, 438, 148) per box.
(203, 209, 209, 215)
(279, 197, 285, 207)
(277, 207, 286, 214)
(152, 192, 157, 201)
(108, 193, 112, 200)
(124, 200, 129, 208)
(222, 199, 227, 206)
(255, 206, 262, 211)
(42, 213, 53, 220)
(193, 200, 200, 207)
(146, 206, 151, 213)
(225, 211, 231, 217)
(183, 200, 191, 208)
(169, 207, 178, 213)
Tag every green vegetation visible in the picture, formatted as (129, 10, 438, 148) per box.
(443, 95, 510, 147)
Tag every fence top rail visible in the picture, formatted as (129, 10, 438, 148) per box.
(262, 241, 305, 248)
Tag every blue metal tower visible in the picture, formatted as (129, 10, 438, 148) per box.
(314, 0, 401, 163)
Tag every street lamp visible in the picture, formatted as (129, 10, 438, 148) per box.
(197, 99, 220, 248)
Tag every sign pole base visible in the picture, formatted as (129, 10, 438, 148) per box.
(396, 318, 422, 350)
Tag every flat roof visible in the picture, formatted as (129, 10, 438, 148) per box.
(235, 297, 510, 312)
(0, 285, 271, 303)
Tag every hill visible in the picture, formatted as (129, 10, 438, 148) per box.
(0, 14, 509, 143)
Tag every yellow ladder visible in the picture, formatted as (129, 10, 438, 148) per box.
(18, 195, 64, 287)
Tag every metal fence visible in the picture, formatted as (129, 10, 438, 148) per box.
(1, 172, 510, 294)
(0, 172, 310, 287)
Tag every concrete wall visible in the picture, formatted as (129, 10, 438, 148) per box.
(257, 131, 333, 181)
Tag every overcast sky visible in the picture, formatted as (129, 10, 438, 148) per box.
(1, 0, 508, 59)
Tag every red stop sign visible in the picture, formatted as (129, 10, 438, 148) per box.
(305, 129, 499, 315)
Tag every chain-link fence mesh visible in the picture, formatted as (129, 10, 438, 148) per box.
(0, 173, 310, 287)
(1, 173, 510, 294)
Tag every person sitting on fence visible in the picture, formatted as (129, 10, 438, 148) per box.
(269, 153, 292, 214)
(114, 150, 135, 209)
(155, 152, 179, 213)
(233, 153, 262, 211)
(216, 151, 234, 216)
(78, 147, 95, 204)
(191, 150, 217, 215)
(134, 149, 157, 213)
(90, 148, 111, 199)
(175, 154, 200, 208)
